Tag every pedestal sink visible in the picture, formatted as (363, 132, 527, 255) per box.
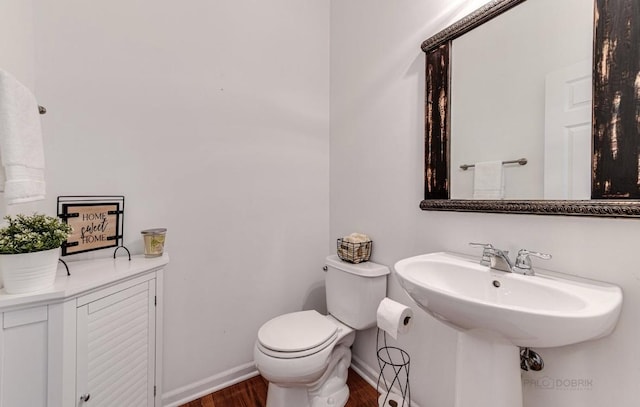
(394, 252, 622, 407)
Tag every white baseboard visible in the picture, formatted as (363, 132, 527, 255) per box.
(161, 361, 259, 407)
(351, 354, 421, 407)
(350, 354, 380, 389)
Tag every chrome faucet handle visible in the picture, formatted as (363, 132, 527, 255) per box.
(514, 249, 552, 275)
(469, 242, 493, 265)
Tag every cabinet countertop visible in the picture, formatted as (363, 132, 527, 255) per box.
(0, 253, 169, 310)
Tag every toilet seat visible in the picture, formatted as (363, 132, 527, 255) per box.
(257, 310, 339, 359)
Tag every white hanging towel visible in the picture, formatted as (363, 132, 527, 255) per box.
(473, 160, 504, 199)
(0, 69, 46, 205)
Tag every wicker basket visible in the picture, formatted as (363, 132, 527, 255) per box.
(337, 238, 372, 264)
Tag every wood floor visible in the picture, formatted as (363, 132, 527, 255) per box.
(180, 368, 378, 407)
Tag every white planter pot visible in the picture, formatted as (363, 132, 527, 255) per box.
(0, 248, 60, 294)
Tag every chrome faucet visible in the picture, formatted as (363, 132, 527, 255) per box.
(469, 243, 551, 275)
(486, 248, 513, 272)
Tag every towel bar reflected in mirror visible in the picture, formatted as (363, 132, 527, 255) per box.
(460, 158, 527, 171)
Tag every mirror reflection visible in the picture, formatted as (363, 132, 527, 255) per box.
(449, 0, 593, 200)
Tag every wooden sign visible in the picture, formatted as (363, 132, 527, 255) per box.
(60, 202, 121, 255)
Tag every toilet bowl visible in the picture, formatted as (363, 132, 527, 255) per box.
(254, 255, 389, 407)
(254, 311, 356, 406)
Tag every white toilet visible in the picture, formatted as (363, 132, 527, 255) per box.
(254, 255, 389, 407)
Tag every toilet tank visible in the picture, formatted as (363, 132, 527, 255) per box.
(325, 255, 389, 330)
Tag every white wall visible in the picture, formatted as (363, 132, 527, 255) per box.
(330, 1, 640, 407)
(0, 0, 36, 89)
(30, 0, 330, 403)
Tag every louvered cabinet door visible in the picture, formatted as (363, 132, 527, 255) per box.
(76, 279, 156, 407)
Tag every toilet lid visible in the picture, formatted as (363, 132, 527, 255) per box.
(258, 310, 338, 352)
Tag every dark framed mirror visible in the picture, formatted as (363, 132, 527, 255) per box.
(421, 0, 640, 217)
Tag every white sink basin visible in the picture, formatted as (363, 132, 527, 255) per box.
(395, 252, 622, 348)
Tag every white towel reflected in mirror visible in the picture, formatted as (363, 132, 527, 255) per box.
(473, 161, 504, 199)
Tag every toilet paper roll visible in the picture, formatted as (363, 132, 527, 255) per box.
(378, 391, 407, 407)
(376, 298, 413, 340)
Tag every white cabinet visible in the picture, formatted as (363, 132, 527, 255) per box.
(0, 254, 168, 407)
(0, 305, 49, 407)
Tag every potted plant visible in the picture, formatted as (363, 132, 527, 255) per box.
(0, 213, 72, 294)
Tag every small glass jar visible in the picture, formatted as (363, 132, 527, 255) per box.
(141, 228, 167, 257)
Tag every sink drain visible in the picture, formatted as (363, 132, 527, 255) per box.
(492, 280, 501, 288)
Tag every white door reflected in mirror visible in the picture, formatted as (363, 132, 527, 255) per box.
(544, 59, 592, 200)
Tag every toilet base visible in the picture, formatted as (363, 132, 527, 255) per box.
(264, 345, 352, 407)
(311, 385, 349, 407)
(266, 384, 310, 407)
(266, 380, 350, 407)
